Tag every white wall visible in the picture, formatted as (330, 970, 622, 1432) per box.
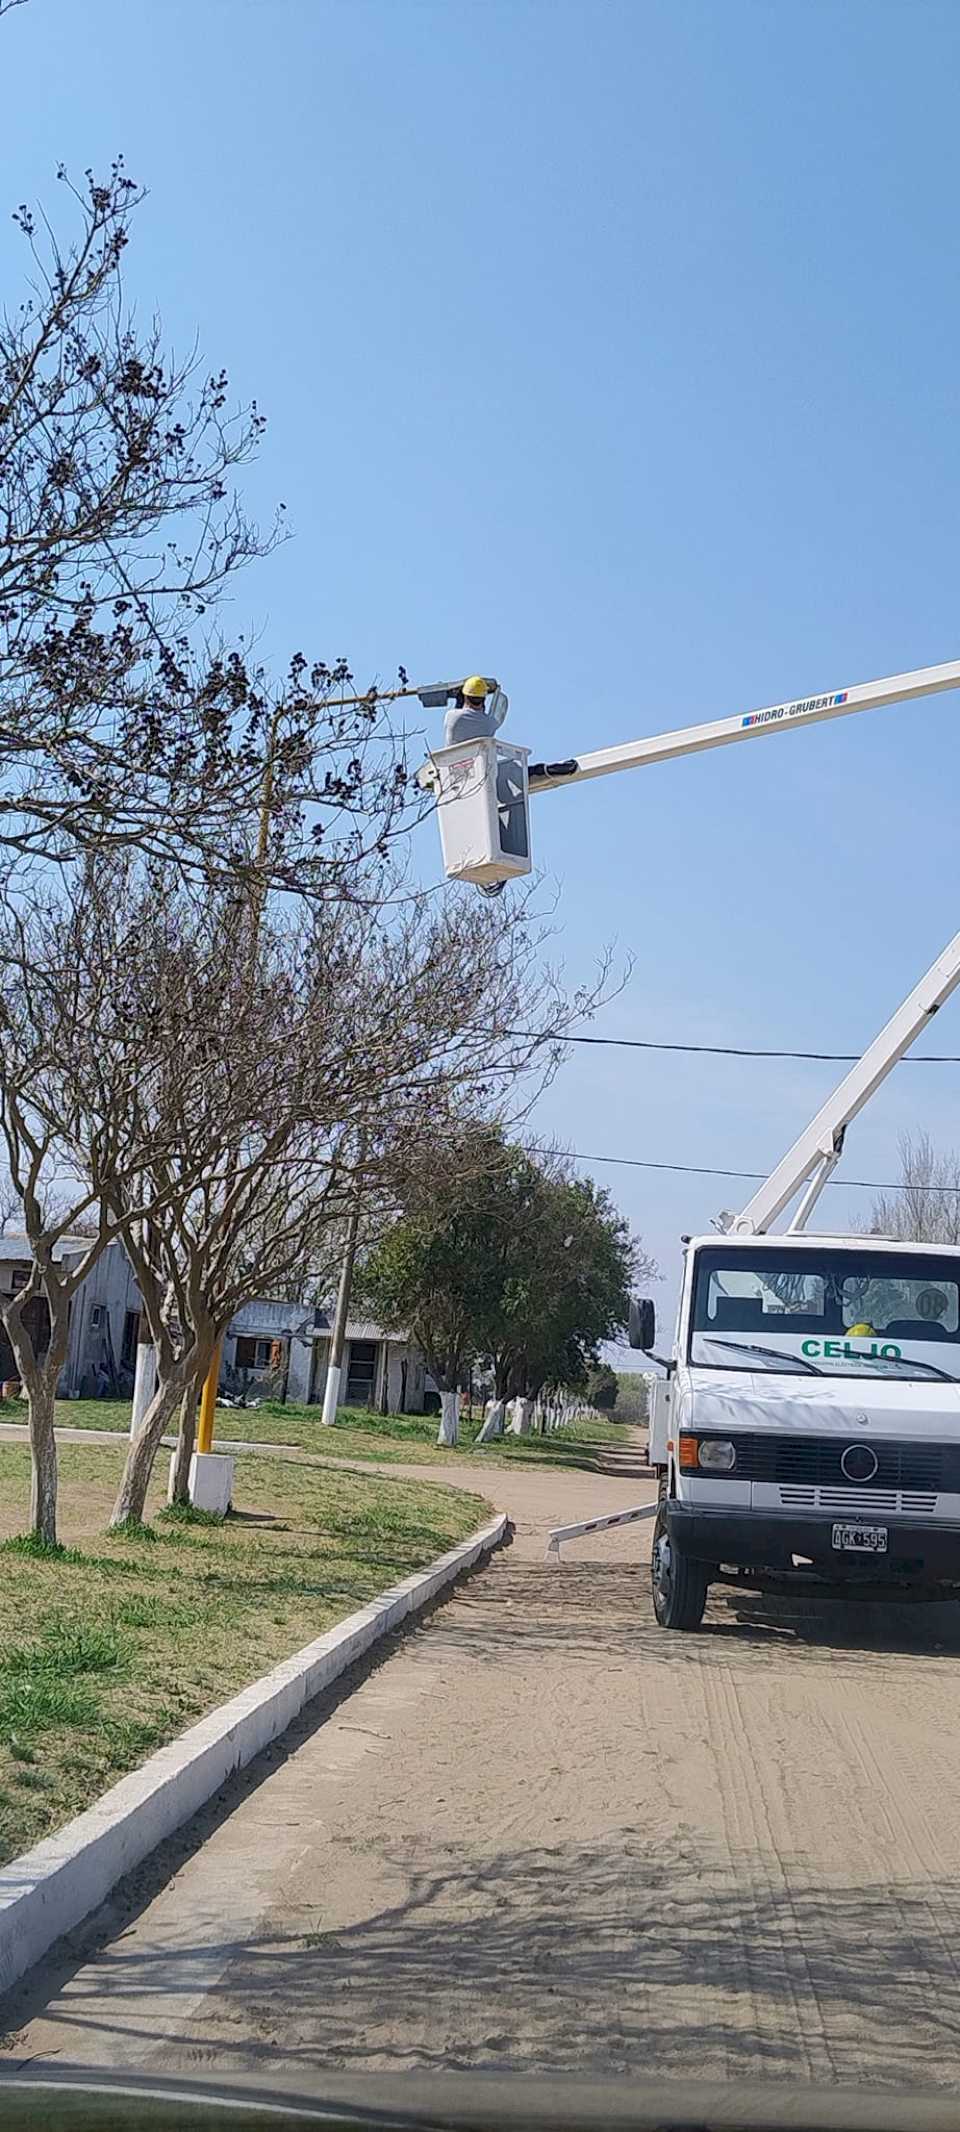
(308, 1336, 426, 1413)
(62, 1241, 140, 1398)
(385, 1342, 427, 1414)
(286, 1330, 314, 1404)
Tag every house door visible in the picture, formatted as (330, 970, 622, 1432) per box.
(344, 1340, 377, 1407)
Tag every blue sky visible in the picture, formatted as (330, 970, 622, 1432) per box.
(5, 0, 960, 1330)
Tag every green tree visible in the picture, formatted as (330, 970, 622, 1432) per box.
(358, 1126, 516, 1444)
(360, 1131, 654, 1444)
(585, 1362, 619, 1411)
(485, 1166, 649, 1408)
(614, 1372, 650, 1424)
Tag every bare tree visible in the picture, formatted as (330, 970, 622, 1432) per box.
(0, 1166, 21, 1234)
(4, 849, 602, 1528)
(108, 1140, 355, 1526)
(0, 876, 186, 1541)
(0, 145, 625, 1538)
(110, 887, 606, 1518)
(0, 163, 271, 866)
(0, 161, 420, 891)
(862, 1130, 960, 1246)
(0, 860, 330, 1539)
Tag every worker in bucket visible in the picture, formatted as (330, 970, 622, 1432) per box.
(443, 675, 509, 746)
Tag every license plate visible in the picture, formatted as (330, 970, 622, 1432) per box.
(832, 1522, 887, 1555)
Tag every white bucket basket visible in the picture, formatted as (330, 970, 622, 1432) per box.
(433, 737, 532, 887)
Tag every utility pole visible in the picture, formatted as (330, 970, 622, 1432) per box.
(320, 1141, 366, 1427)
(193, 711, 281, 1469)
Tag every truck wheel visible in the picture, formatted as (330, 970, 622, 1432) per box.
(651, 1498, 708, 1630)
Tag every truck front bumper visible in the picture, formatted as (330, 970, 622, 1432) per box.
(666, 1500, 960, 1587)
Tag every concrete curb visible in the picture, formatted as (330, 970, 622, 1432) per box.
(0, 1509, 507, 1998)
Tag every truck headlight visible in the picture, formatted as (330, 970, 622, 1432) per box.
(696, 1438, 736, 1472)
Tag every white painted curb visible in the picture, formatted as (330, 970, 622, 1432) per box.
(0, 1510, 507, 1998)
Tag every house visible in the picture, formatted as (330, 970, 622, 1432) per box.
(0, 1234, 427, 1414)
(221, 1298, 428, 1412)
(0, 1233, 143, 1397)
(60, 1239, 142, 1398)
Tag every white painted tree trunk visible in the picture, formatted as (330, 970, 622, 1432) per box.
(320, 1360, 341, 1427)
(476, 1397, 505, 1443)
(437, 1388, 460, 1446)
(130, 1337, 155, 1438)
(111, 1378, 185, 1527)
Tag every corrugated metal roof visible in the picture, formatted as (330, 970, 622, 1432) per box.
(228, 1299, 405, 1343)
(0, 1234, 87, 1263)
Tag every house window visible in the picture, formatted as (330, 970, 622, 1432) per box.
(236, 1336, 275, 1370)
(345, 1339, 378, 1406)
(10, 1268, 28, 1293)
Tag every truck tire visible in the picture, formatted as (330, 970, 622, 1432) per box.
(651, 1494, 708, 1630)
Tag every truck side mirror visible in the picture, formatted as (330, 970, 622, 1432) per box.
(629, 1297, 656, 1351)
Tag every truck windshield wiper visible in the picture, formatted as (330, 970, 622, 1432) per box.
(862, 1354, 960, 1382)
(702, 1336, 823, 1375)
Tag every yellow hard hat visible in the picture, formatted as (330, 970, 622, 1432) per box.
(461, 674, 494, 700)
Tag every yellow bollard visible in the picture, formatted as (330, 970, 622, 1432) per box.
(196, 1342, 221, 1456)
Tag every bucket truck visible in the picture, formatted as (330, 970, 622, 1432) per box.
(422, 657, 960, 1626)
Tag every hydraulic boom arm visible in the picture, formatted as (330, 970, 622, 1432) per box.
(733, 928, 960, 1234)
(528, 655, 960, 792)
(525, 653, 960, 1233)
(425, 651, 960, 1231)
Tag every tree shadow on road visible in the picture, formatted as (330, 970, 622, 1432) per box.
(5, 1541, 960, 2090)
(8, 1832, 960, 2091)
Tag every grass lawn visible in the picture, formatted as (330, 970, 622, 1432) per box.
(0, 1439, 489, 1869)
(0, 1396, 635, 1471)
(234, 1403, 635, 1470)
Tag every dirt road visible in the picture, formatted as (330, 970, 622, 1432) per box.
(7, 1432, 960, 2094)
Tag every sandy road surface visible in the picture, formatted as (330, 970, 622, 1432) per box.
(7, 1432, 960, 2095)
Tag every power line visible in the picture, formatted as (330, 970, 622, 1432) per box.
(515, 1030, 960, 1065)
(546, 1147, 960, 1196)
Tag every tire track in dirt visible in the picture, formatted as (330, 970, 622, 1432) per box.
(698, 1644, 832, 2083)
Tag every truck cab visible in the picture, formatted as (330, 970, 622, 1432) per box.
(641, 1232, 960, 1629)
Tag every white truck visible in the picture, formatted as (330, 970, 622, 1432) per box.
(637, 1225, 960, 1628)
(627, 914, 960, 1626)
(421, 654, 960, 1626)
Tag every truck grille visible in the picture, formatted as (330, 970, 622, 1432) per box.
(720, 1432, 955, 1491)
(777, 1484, 938, 1516)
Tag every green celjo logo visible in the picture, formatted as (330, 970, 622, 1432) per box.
(801, 1338, 903, 1360)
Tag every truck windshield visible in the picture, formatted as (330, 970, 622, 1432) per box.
(689, 1246, 960, 1380)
